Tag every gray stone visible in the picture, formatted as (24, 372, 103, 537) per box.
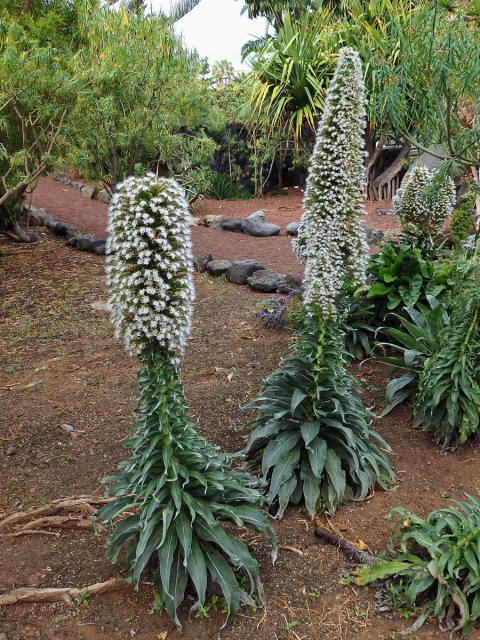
(375, 207, 393, 216)
(286, 221, 299, 237)
(203, 215, 225, 228)
(221, 218, 244, 233)
(71, 181, 84, 191)
(52, 222, 68, 235)
(242, 219, 281, 237)
(81, 185, 95, 199)
(64, 224, 81, 240)
(246, 210, 266, 224)
(189, 216, 200, 226)
(226, 259, 264, 285)
(207, 259, 232, 276)
(194, 254, 213, 273)
(96, 189, 110, 204)
(59, 175, 71, 185)
(277, 273, 303, 294)
(364, 226, 384, 245)
(62, 423, 75, 433)
(6, 446, 16, 456)
(93, 241, 107, 255)
(247, 269, 286, 292)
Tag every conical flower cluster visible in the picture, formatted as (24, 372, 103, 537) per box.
(106, 174, 194, 360)
(294, 47, 368, 319)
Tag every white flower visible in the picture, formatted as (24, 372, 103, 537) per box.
(106, 174, 194, 360)
(293, 47, 368, 320)
(393, 166, 456, 241)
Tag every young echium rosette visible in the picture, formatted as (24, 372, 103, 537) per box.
(293, 46, 368, 321)
(243, 48, 394, 517)
(100, 174, 276, 626)
(106, 173, 194, 360)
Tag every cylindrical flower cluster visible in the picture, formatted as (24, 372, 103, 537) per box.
(394, 166, 456, 240)
(106, 174, 194, 359)
(293, 47, 368, 319)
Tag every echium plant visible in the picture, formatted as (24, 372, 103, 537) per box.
(243, 49, 394, 517)
(98, 174, 276, 626)
(393, 166, 456, 250)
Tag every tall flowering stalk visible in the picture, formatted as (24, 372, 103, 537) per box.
(99, 174, 276, 626)
(244, 49, 394, 516)
(294, 47, 368, 319)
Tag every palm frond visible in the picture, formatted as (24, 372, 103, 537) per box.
(169, 0, 202, 22)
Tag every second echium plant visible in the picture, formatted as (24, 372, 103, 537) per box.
(243, 48, 394, 517)
(98, 174, 276, 626)
(393, 165, 456, 250)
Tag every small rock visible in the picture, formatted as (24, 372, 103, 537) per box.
(246, 210, 266, 224)
(71, 181, 84, 191)
(76, 235, 95, 251)
(92, 240, 107, 255)
(96, 189, 111, 204)
(375, 207, 393, 216)
(277, 273, 303, 294)
(242, 219, 281, 237)
(207, 259, 232, 276)
(226, 259, 264, 285)
(221, 218, 244, 233)
(52, 221, 68, 235)
(6, 446, 16, 456)
(58, 174, 71, 185)
(189, 216, 200, 226)
(81, 185, 95, 199)
(248, 269, 286, 292)
(203, 215, 225, 228)
(286, 221, 299, 237)
(64, 224, 81, 240)
(62, 423, 75, 433)
(364, 226, 384, 245)
(193, 254, 213, 273)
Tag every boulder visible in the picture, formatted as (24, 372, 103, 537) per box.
(76, 235, 96, 251)
(52, 222, 68, 235)
(248, 269, 286, 293)
(96, 189, 110, 204)
(221, 218, 244, 233)
(226, 259, 264, 285)
(286, 221, 299, 237)
(71, 181, 84, 191)
(203, 215, 225, 228)
(242, 219, 280, 237)
(81, 185, 95, 199)
(246, 210, 266, 224)
(194, 254, 213, 273)
(277, 273, 303, 294)
(207, 259, 232, 276)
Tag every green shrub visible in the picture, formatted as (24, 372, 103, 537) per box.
(451, 198, 475, 251)
(354, 496, 480, 636)
(208, 171, 245, 200)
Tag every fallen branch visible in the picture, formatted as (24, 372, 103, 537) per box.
(314, 527, 378, 566)
(0, 578, 130, 606)
(0, 495, 112, 530)
(1, 529, 61, 539)
(18, 515, 95, 531)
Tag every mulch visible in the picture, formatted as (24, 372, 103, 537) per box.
(31, 178, 399, 279)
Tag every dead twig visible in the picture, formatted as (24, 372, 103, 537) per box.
(314, 527, 378, 566)
(279, 544, 304, 557)
(0, 578, 130, 606)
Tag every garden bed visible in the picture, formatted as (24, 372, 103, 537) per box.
(1, 233, 479, 640)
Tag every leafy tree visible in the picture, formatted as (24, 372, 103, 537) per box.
(66, 7, 223, 188)
(0, 0, 84, 241)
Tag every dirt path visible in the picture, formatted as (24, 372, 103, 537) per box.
(1, 235, 479, 640)
(31, 178, 398, 279)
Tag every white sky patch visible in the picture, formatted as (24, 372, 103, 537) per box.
(145, 0, 266, 69)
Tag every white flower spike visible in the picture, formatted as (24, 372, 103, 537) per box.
(106, 174, 194, 360)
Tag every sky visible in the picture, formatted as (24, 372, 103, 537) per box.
(147, 0, 266, 69)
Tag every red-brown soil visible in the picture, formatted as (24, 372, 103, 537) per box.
(31, 178, 399, 278)
(1, 230, 480, 640)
